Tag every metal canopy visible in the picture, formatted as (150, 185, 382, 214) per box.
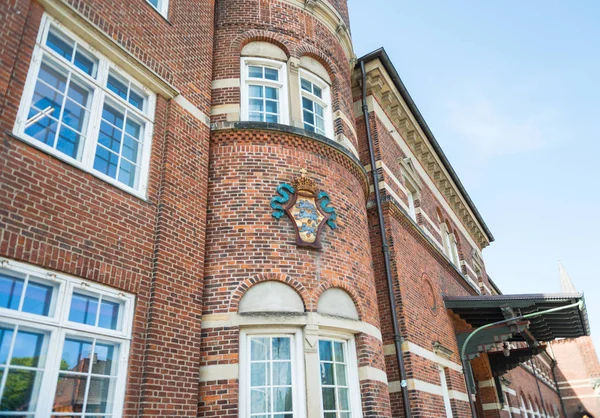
(488, 345, 547, 377)
(444, 293, 590, 342)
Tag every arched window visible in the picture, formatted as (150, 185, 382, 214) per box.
(298, 56, 333, 139)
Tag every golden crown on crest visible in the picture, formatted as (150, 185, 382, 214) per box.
(292, 168, 318, 196)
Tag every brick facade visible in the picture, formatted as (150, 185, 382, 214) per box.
(0, 0, 597, 417)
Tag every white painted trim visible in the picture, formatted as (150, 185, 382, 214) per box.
(173, 95, 210, 127)
(201, 312, 382, 342)
(199, 363, 238, 382)
(356, 96, 484, 252)
(146, 0, 169, 18)
(383, 341, 463, 372)
(212, 78, 241, 89)
(211, 103, 240, 116)
(335, 133, 359, 158)
(483, 403, 503, 411)
(448, 390, 470, 402)
(562, 394, 600, 400)
(557, 378, 593, 385)
(511, 407, 522, 415)
(478, 378, 496, 388)
(419, 207, 442, 235)
(503, 385, 517, 396)
(358, 366, 388, 384)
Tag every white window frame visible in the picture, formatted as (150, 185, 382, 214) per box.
(298, 69, 333, 139)
(147, 0, 169, 18)
(0, 258, 134, 417)
(13, 14, 156, 198)
(449, 234, 460, 266)
(239, 328, 305, 418)
(240, 57, 289, 125)
(316, 330, 363, 418)
(438, 366, 453, 418)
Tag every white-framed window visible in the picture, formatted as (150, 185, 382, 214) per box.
(0, 259, 134, 417)
(438, 366, 453, 418)
(239, 329, 305, 418)
(146, 0, 169, 17)
(299, 70, 332, 138)
(240, 58, 288, 125)
(440, 224, 460, 266)
(14, 15, 156, 197)
(318, 335, 362, 418)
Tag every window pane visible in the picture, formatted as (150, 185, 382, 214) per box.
(53, 373, 87, 412)
(335, 364, 347, 386)
(320, 363, 334, 385)
(333, 342, 344, 362)
(62, 97, 89, 133)
(249, 85, 263, 98)
(0, 274, 24, 311)
(128, 87, 145, 111)
(69, 293, 98, 326)
(98, 121, 122, 153)
(125, 118, 142, 139)
(249, 99, 264, 112)
(12, 330, 44, 368)
(273, 387, 292, 412)
(1, 369, 40, 412)
(324, 413, 336, 418)
(315, 103, 325, 118)
(338, 388, 349, 410)
(0, 328, 14, 364)
(102, 104, 125, 129)
(248, 66, 263, 78)
(38, 62, 68, 93)
(272, 362, 291, 386)
(56, 125, 82, 159)
(25, 111, 59, 146)
(148, 0, 159, 7)
(302, 97, 313, 112)
(272, 338, 290, 360)
(319, 340, 332, 361)
(118, 159, 137, 188)
(61, 339, 93, 373)
(122, 135, 140, 162)
(303, 110, 314, 126)
(94, 146, 119, 179)
(251, 362, 269, 387)
(313, 85, 323, 98)
(251, 338, 269, 361)
(250, 388, 269, 414)
(91, 343, 115, 375)
(74, 49, 97, 77)
(301, 78, 312, 92)
(322, 387, 336, 410)
(265, 87, 278, 100)
(46, 29, 74, 61)
(264, 68, 278, 81)
(265, 114, 278, 123)
(85, 376, 114, 413)
(98, 300, 119, 330)
(107, 75, 128, 100)
(265, 100, 278, 114)
(249, 112, 263, 122)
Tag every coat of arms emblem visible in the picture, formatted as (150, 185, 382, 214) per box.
(270, 169, 337, 249)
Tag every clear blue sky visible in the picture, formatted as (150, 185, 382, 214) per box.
(348, 0, 600, 349)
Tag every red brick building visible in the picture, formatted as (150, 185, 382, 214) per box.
(0, 0, 596, 417)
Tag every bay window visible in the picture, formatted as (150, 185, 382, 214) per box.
(0, 260, 134, 417)
(14, 15, 156, 196)
(241, 58, 288, 124)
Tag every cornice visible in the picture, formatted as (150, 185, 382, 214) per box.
(355, 60, 491, 249)
(280, 0, 354, 62)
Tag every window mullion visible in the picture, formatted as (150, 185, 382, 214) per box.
(17, 274, 30, 312)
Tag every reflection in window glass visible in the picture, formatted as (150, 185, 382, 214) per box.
(69, 293, 120, 330)
(319, 339, 351, 418)
(0, 272, 54, 317)
(249, 336, 293, 418)
(300, 77, 327, 136)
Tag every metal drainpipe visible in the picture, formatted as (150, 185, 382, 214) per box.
(360, 59, 412, 418)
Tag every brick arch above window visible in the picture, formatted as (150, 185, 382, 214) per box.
(229, 273, 309, 313)
(232, 30, 292, 58)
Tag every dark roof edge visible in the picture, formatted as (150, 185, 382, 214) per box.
(356, 47, 495, 243)
(487, 275, 503, 295)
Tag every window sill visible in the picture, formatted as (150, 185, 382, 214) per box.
(6, 131, 150, 203)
